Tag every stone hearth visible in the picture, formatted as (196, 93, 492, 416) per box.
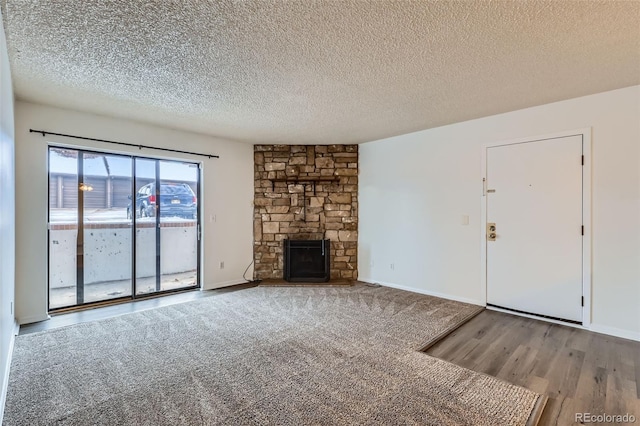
(253, 145, 358, 281)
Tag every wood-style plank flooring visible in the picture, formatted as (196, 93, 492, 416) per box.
(426, 309, 640, 425)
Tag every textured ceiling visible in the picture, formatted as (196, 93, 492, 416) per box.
(2, 1, 639, 145)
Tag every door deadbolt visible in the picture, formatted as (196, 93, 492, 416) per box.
(487, 223, 496, 241)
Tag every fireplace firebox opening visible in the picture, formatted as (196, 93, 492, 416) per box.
(283, 239, 330, 282)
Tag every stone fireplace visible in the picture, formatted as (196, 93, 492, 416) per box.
(253, 144, 358, 281)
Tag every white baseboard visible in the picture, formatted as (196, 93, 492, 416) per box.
(203, 279, 249, 291)
(0, 321, 19, 425)
(589, 324, 640, 342)
(359, 278, 484, 307)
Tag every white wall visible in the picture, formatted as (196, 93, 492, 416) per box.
(359, 85, 640, 341)
(0, 8, 17, 422)
(14, 101, 254, 324)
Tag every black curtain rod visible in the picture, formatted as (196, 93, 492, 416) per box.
(30, 129, 220, 159)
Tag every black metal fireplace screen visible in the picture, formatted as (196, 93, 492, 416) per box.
(283, 239, 330, 282)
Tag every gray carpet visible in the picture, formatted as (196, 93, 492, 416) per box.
(4, 284, 543, 425)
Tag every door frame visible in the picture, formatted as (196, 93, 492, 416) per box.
(480, 128, 592, 328)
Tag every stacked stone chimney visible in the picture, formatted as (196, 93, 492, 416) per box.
(253, 144, 358, 281)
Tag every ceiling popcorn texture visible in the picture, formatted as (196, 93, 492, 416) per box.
(1, 1, 639, 145)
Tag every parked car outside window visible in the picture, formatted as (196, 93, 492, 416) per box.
(127, 182, 197, 219)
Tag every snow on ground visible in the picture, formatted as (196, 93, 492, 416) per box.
(50, 208, 196, 224)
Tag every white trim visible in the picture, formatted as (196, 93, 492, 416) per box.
(358, 276, 374, 285)
(581, 129, 592, 327)
(198, 165, 206, 292)
(0, 321, 19, 425)
(359, 278, 484, 306)
(480, 148, 488, 305)
(589, 324, 640, 342)
(480, 128, 593, 328)
(203, 278, 248, 290)
(480, 128, 593, 149)
(17, 314, 50, 326)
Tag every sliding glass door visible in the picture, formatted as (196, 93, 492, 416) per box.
(159, 161, 199, 291)
(48, 148, 80, 309)
(82, 152, 133, 304)
(134, 159, 199, 296)
(48, 147, 200, 310)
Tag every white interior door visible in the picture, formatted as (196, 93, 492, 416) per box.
(486, 135, 583, 323)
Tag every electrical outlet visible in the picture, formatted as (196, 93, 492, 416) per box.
(390, 263, 395, 270)
(219, 261, 224, 270)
